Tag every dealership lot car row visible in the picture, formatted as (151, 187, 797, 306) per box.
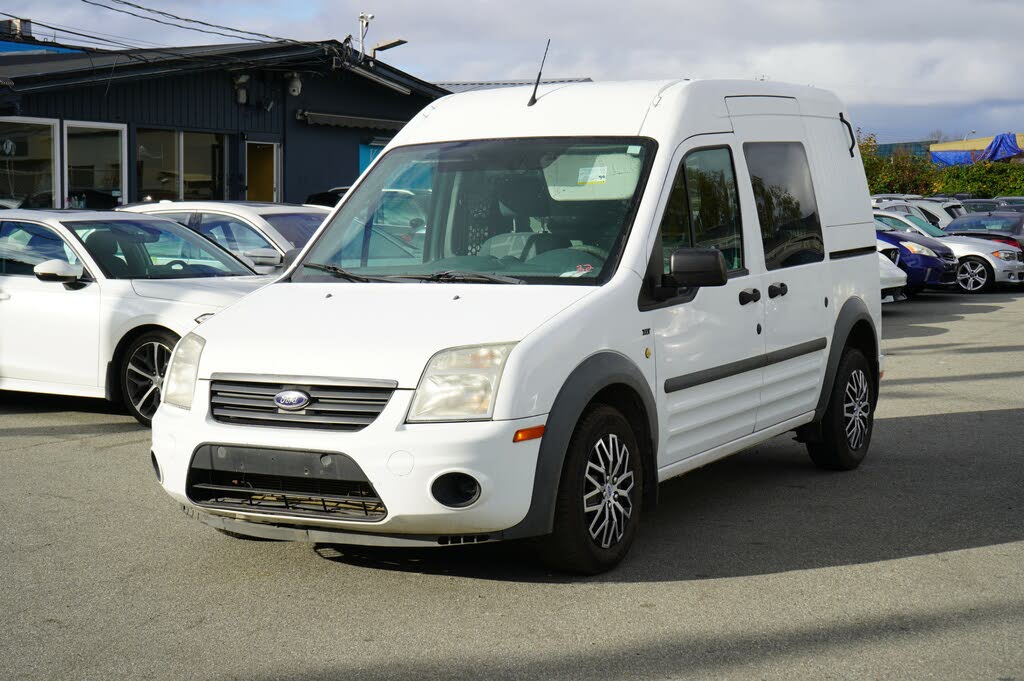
(2, 80, 1022, 574)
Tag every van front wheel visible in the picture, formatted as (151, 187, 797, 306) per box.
(540, 404, 642, 575)
(807, 347, 875, 471)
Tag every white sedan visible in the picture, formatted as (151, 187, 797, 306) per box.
(0, 210, 268, 424)
(120, 201, 330, 272)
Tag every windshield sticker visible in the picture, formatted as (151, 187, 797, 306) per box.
(560, 264, 594, 277)
(577, 166, 607, 185)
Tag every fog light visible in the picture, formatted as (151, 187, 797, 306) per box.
(431, 472, 480, 508)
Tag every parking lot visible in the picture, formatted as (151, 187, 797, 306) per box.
(2, 291, 1022, 680)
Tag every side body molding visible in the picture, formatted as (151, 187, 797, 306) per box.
(502, 351, 658, 540)
(813, 295, 878, 422)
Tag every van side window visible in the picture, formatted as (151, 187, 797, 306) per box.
(743, 142, 824, 270)
(658, 147, 743, 273)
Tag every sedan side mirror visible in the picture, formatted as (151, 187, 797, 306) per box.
(34, 259, 84, 284)
(666, 248, 729, 288)
(243, 248, 284, 267)
(283, 248, 302, 269)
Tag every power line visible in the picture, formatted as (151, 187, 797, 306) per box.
(103, 0, 307, 45)
(79, 0, 273, 43)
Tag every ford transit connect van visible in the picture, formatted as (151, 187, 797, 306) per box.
(152, 80, 881, 574)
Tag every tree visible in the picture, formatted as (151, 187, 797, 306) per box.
(858, 130, 940, 195)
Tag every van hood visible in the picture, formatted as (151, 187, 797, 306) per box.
(195, 282, 595, 387)
(131, 276, 268, 309)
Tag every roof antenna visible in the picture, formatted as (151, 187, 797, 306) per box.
(527, 39, 551, 107)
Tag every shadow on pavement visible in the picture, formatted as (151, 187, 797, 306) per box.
(0, 390, 124, 417)
(240, 599, 1024, 681)
(314, 408, 1024, 584)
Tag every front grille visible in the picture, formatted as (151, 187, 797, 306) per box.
(210, 379, 394, 431)
(187, 445, 386, 521)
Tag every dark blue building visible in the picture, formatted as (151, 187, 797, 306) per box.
(0, 39, 446, 208)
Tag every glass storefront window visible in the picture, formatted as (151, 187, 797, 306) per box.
(136, 128, 179, 202)
(0, 119, 57, 208)
(183, 132, 225, 200)
(66, 124, 125, 209)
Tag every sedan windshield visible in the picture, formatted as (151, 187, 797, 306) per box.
(904, 215, 946, 238)
(294, 138, 655, 285)
(947, 215, 1024, 233)
(260, 212, 327, 248)
(65, 218, 253, 279)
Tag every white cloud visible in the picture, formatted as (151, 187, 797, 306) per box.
(3, 0, 1021, 136)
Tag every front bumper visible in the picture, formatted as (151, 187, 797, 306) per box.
(993, 259, 1024, 283)
(152, 380, 544, 539)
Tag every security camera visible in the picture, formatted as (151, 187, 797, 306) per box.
(287, 73, 302, 97)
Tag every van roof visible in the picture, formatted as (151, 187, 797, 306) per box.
(391, 79, 846, 146)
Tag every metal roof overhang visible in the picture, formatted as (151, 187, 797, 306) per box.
(299, 110, 406, 131)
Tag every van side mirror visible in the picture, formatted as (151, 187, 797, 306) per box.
(34, 259, 84, 284)
(666, 248, 728, 288)
(283, 248, 302, 269)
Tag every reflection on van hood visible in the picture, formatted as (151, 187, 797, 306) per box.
(131, 276, 268, 309)
(196, 282, 596, 387)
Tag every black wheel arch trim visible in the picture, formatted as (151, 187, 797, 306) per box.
(502, 351, 658, 540)
(813, 296, 878, 423)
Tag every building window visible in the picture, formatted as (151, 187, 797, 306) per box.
(0, 117, 59, 208)
(65, 122, 126, 209)
(183, 132, 225, 200)
(137, 128, 179, 201)
(136, 129, 227, 202)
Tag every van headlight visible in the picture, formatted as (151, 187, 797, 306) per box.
(899, 241, 937, 258)
(407, 343, 516, 422)
(163, 332, 205, 410)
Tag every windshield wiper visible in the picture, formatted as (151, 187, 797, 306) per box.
(302, 262, 393, 283)
(414, 270, 525, 285)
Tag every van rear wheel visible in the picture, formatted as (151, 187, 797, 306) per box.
(540, 404, 643, 575)
(807, 347, 875, 471)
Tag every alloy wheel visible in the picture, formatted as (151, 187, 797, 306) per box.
(843, 368, 871, 450)
(582, 433, 635, 549)
(125, 341, 173, 420)
(957, 260, 988, 292)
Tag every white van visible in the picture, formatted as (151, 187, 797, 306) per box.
(152, 80, 881, 574)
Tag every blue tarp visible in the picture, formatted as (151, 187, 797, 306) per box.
(931, 133, 1023, 166)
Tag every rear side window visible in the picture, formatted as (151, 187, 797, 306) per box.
(744, 142, 824, 270)
(198, 213, 274, 253)
(658, 146, 743, 272)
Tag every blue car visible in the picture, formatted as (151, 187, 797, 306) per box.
(875, 218, 956, 294)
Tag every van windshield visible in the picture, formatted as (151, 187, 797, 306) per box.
(294, 137, 655, 285)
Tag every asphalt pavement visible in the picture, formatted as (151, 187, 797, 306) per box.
(2, 290, 1022, 680)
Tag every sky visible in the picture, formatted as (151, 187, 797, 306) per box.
(5, 0, 1023, 143)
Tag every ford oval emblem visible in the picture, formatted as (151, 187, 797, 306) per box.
(274, 389, 311, 411)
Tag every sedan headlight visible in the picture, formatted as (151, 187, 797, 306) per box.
(407, 343, 516, 422)
(163, 332, 205, 410)
(992, 250, 1019, 261)
(900, 241, 937, 258)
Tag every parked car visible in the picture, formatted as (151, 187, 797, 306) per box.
(875, 217, 957, 294)
(905, 199, 966, 227)
(943, 212, 1024, 251)
(874, 200, 933, 223)
(993, 196, 1024, 205)
(961, 199, 1002, 213)
(870, 193, 922, 205)
(874, 211, 1023, 293)
(121, 201, 330, 272)
(151, 79, 882, 574)
(0, 211, 268, 425)
(877, 244, 907, 302)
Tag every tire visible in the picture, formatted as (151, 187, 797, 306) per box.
(539, 404, 643, 575)
(956, 256, 994, 294)
(119, 329, 179, 427)
(807, 347, 875, 471)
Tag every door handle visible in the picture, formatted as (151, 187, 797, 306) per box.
(738, 288, 761, 305)
(768, 282, 789, 299)
(0, 292, 10, 301)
